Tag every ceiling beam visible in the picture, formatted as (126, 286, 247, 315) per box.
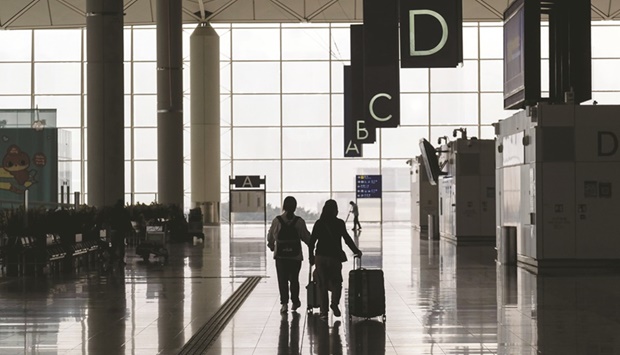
(124, 0, 141, 11)
(307, 0, 339, 21)
(197, 0, 206, 21)
(610, 7, 620, 19)
(269, 0, 304, 22)
(591, 4, 611, 20)
(56, 0, 86, 18)
(207, 0, 239, 22)
(1, 0, 41, 29)
(182, 7, 202, 22)
(475, 0, 503, 19)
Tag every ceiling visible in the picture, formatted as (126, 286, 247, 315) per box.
(0, 0, 619, 29)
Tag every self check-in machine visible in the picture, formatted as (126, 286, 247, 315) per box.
(420, 130, 496, 245)
(495, 104, 620, 268)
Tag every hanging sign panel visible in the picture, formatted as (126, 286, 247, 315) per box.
(350, 25, 376, 144)
(362, 0, 400, 129)
(399, 0, 463, 68)
(231, 175, 264, 188)
(343, 66, 363, 157)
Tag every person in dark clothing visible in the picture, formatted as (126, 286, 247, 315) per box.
(108, 199, 132, 265)
(349, 201, 361, 230)
(267, 196, 311, 314)
(309, 199, 362, 320)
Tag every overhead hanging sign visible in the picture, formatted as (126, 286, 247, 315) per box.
(399, 0, 463, 68)
(350, 25, 376, 144)
(362, 0, 400, 129)
(343, 66, 363, 157)
(231, 175, 264, 188)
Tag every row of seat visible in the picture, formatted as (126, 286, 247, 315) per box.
(2, 234, 103, 277)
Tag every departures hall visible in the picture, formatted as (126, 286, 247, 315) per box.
(1, 0, 620, 354)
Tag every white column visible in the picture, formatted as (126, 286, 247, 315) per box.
(190, 24, 221, 225)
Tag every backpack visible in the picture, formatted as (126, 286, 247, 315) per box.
(275, 216, 301, 258)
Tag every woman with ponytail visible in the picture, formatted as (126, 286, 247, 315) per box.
(309, 199, 362, 320)
(267, 196, 311, 313)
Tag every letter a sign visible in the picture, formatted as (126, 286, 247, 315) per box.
(400, 0, 463, 68)
(344, 66, 364, 157)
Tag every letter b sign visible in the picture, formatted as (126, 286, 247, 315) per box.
(399, 0, 463, 68)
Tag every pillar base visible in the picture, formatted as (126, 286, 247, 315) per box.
(198, 201, 220, 226)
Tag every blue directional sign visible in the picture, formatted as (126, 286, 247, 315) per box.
(356, 175, 382, 198)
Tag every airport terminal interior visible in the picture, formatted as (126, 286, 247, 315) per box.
(1, 0, 620, 354)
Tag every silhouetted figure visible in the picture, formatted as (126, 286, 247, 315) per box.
(108, 199, 132, 265)
(267, 196, 311, 313)
(309, 199, 362, 320)
(349, 201, 361, 230)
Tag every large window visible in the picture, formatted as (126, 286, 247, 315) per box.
(1, 22, 619, 221)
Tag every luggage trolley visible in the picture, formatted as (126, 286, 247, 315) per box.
(187, 208, 204, 240)
(136, 225, 169, 262)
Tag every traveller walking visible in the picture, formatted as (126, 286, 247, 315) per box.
(108, 199, 132, 265)
(309, 199, 362, 320)
(349, 201, 361, 230)
(267, 196, 311, 313)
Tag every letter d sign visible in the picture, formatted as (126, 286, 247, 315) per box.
(400, 0, 463, 68)
(409, 10, 448, 56)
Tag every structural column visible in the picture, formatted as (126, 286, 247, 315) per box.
(157, 0, 184, 206)
(86, 0, 124, 208)
(190, 24, 220, 225)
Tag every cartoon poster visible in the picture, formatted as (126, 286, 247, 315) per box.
(0, 128, 58, 205)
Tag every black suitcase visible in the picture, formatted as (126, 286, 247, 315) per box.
(306, 265, 320, 313)
(348, 256, 386, 321)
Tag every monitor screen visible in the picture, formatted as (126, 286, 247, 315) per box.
(503, 0, 540, 109)
(419, 138, 442, 185)
(504, 3, 525, 101)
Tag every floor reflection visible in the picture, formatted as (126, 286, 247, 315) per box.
(87, 272, 126, 354)
(497, 265, 620, 355)
(306, 314, 343, 355)
(348, 319, 386, 355)
(277, 312, 300, 355)
(227, 224, 268, 276)
(2, 224, 620, 354)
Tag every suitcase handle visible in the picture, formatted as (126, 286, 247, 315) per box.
(353, 255, 362, 269)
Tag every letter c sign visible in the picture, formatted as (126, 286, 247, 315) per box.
(369, 93, 393, 122)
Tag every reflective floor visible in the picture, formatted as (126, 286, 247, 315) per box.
(1, 223, 620, 354)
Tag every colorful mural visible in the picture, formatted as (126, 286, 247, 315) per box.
(0, 128, 58, 205)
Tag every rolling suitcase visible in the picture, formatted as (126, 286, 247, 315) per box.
(306, 265, 320, 313)
(348, 256, 386, 321)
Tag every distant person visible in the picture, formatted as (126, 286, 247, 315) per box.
(267, 196, 311, 314)
(135, 213, 147, 240)
(349, 201, 361, 230)
(108, 199, 132, 265)
(309, 199, 362, 320)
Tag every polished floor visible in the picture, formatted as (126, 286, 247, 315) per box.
(1, 223, 620, 354)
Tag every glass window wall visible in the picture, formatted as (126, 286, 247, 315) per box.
(2, 22, 620, 221)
